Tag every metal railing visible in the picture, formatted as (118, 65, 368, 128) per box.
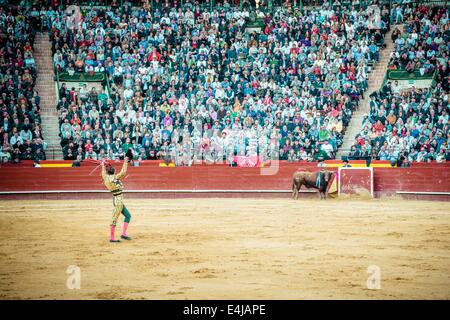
(55, 68, 61, 102)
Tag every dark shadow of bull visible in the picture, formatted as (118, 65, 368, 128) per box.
(292, 171, 333, 200)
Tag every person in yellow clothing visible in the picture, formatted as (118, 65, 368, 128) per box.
(101, 157, 132, 243)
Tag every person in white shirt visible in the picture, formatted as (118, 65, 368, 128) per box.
(321, 141, 334, 158)
(10, 133, 23, 146)
(94, 62, 105, 72)
(123, 88, 134, 100)
(391, 80, 401, 95)
(436, 149, 447, 163)
(127, 107, 137, 123)
(115, 103, 126, 119)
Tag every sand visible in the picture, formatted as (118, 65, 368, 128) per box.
(0, 198, 449, 300)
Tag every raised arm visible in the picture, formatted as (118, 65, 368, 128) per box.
(115, 158, 129, 180)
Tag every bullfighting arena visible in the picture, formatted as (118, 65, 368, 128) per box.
(1, 197, 449, 300)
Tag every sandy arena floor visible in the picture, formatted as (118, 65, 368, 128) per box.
(0, 198, 449, 300)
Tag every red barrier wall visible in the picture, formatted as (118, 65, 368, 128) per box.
(0, 165, 318, 191)
(0, 164, 449, 200)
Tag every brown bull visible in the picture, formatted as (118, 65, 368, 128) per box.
(292, 171, 333, 200)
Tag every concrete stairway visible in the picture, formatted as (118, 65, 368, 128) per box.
(336, 27, 398, 159)
(34, 33, 63, 160)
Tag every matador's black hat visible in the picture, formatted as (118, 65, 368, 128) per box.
(125, 149, 133, 162)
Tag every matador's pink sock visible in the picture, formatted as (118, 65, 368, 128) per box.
(110, 225, 116, 240)
(122, 222, 129, 236)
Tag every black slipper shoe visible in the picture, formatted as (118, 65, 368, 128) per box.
(121, 235, 132, 240)
(110, 239, 121, 243)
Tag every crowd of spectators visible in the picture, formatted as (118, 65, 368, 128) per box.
(1, 1, 446, 168)
(49, 0, 387, 164)
(348, 5, 449, 166)
(388, 5, 448, 76)
(348, 82, 449, 166)
(0, 6, 46, 164)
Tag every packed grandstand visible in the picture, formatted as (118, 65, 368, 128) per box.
(0, 0, 448, 166)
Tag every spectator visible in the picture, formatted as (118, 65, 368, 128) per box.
(0, 7, 45, 162)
